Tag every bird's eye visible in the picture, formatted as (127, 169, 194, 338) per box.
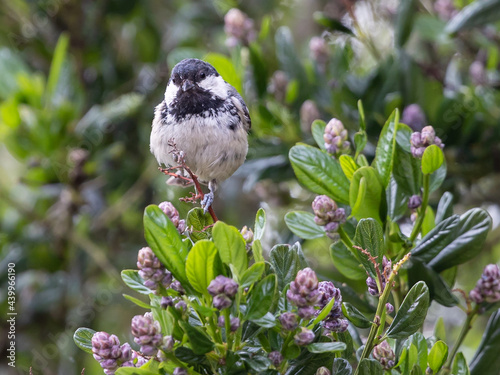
(200, 72, 206, 79)
(172, 74, 181, 85)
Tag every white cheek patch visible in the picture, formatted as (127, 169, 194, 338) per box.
(164, 81, 179, 106)
(198, 75, 228, 100)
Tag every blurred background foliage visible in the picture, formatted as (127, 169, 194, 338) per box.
(1, 0, 500, 373)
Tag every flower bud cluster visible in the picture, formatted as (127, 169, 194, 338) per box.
(137, 247, 172, 292)
(224, 8, 256, 47)
(131, 313, 163, 356)
(309, 36, 329, 66)
(287, 268, 322, 319)
(294, 327, 315, 346)
(91, 332, 135, 374)
(208, 275, 239, 310)
(470, 264, 500, 304)
(268, 351, 284, 367)
(279, 312, 299, 331)
(410, 126, 444, 159)
(269, 71, 289, 102)
(408, 195, 422, 210)
(317, 281, 348, 333)
(312, 195, 346, 238)
(373, 341, 395, 370)
(401, 104, 426, 131)
(158, 201, 186, 234)
(316, 367, 331, 375)
(240, 226, 254, 245)
(324, 118, 350, 157)
(366, 256, 392, 296)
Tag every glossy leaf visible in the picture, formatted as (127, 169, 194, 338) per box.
(240, 262, 266, 289)
(179, 321, 214, 355)
(212, 221, 248, 276)
(354, 131, 368, 158)
(289, 144, 350, 204)
(270, 244, 301, 291)
(357, 359, 383, 375)
(307, 342, 346, 353)
(332, 358, 352, 374)
(330, 241, 366, 280)
(252, 239, 264, 263)
(422, 145, 444, 175)
(342, 302, 371, 328)
(246, 274, 277, 320)
(353, 219, 384, 278)
(422, 206, 435, 237)
(123, 294, 150, 309)
(144, 205, 191, 291)
(186, 240, 218, 295)
(386, 176, 408, 221)
(408, 259, 458, 307)
(470, 309, 500, 375)
(349, 167, 383, 224)
(396, 0, 418, 47)
(122, 270, 153, 295)
(255, 208, 266, 240)
(310, 295, 336, 328)
(428, 340, 448, 373)
(445, 0, 500, 35)
(393, 143, 421, 196)
(311, 119, 327, 150)
(387, 281, 430, 339)
(339, 155, 358, 181)
(186, 207, 214, 242)
(428, 209, 492, 272)
(73, 327, 95, 354)
(250, 312, 276, 328)
(116, 360, 159, 374)
(285, 211, 325, 240)
(372, 110, 398, 188)
(453, 352, 470, 375)
(435, 192, 454, 224)
(405, 332, 428, 371)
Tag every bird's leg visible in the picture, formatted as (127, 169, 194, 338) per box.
(201, 180, 217, 214)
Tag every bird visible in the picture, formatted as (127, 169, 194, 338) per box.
(150, 58, 251, 212)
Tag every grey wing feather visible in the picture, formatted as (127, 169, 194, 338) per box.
(228, 86, 251, 131)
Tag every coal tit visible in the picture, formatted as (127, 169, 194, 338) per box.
(150, 58, 251, 211)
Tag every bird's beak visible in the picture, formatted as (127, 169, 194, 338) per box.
(182, 79, 195, 92)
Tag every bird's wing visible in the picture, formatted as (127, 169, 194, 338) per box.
(228, 87, 251, 132)
(153, 100, 169, 126)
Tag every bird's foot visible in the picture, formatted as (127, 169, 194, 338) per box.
(201, 192, 214, 214)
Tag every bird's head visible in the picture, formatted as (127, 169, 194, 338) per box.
(164, 59, 228, 106)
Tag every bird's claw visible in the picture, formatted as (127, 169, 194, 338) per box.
(201, 192, 214, 214)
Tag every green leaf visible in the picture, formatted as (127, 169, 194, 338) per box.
(330, 241, 366, 280)
(255, 208, 266, 240)
(435, 317, 446, 341)
(275, 27, 307, 90)
(354, 132, 368, 158)
(427, 209, 492, 272)
(143, 205, 191, 292)
(313, 11, 354, 34)
(204, 53, 242, 93)
(240, 262, 266, 289)
(387, 281, 430, 339)
(342, 302, 371, 328)
(422, 206, 435, 237)
(310, 295, 337, 328)
(270, 244, 301, 291)
(332, 358, 352, 375)
(46, 33, 69, 102)
(470, 309, 500, 375)
(445, 0, 500, 35)
(311, 120, 327, 150)
(396, 0, 418, 47)
(372, 110, 398, 188)
(246, 274, 277, 320)
(186, 207, 214, 242)
(358, 100, 366, 131)
(405, 332, 428, 371)
(339, 155, 359, 181)
(285, 211, 325, 240)
(357, 358, 383, 375)
(123, 294, 151, 309)
(252, 239, 264, 263)
(186, 240, 218, 295)
(121, 270, 152, 295)
(353, 219, 385, 278)
(453, 352, 470, 375)
(429, 159, 447, 192)
(428, 340, 448, 373)
(116, 359, 160, 374)
(73, 327, 95, 354)
(212, 221, 248, 276)
(386, 176, 408, 221)
(250, 312, 276, 328)
(408, 259, 458, 307)
(349, 167, 383, 224)
(179, 321, 214, 355)
(289, 144, 350, 204)
(421, 145, 444, 175)
(307, 342, 346, 353)
(435, 192, 454, 224)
